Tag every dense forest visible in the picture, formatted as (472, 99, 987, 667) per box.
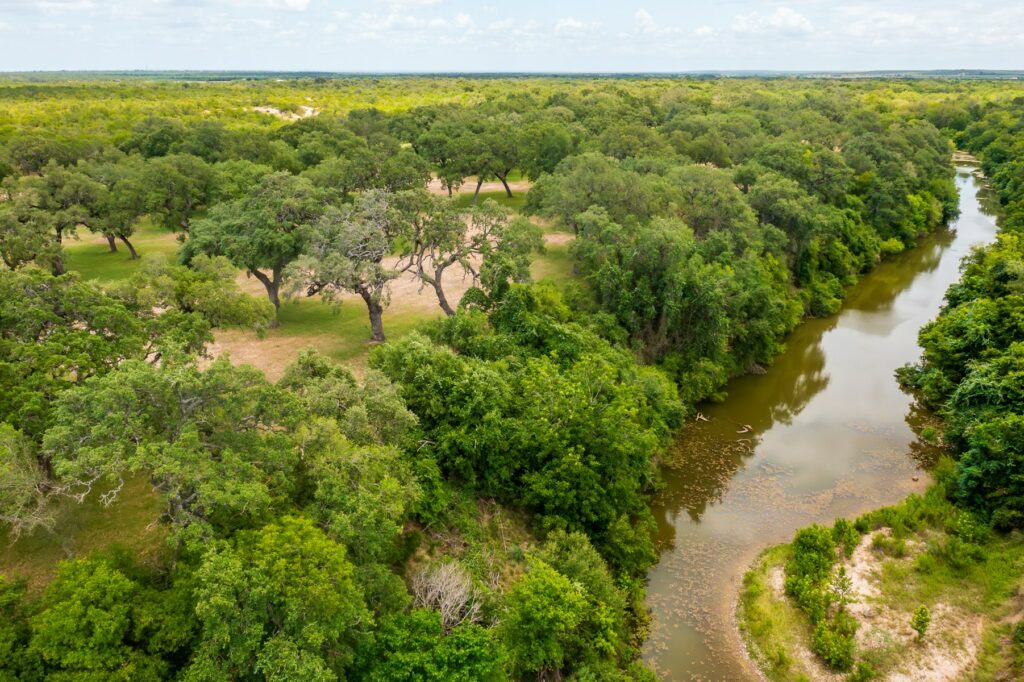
(1, 76, 1022, 681)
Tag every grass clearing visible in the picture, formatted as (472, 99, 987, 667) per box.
(210, 297, 441, 380)
(738, 544, 815, 681)
(65, 221, 182, 283)
(0, 477, 166, 590)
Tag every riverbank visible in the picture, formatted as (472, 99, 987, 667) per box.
(644, 164, 1001, 679)
(734, 149, 1024, 680)
(737, 477, 1024, 681)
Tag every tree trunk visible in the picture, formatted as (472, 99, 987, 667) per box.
(472, 178, 484, 205)
(120, 236, 139, 259)
(447, 184, 453, 198)
(498, 172, 513, 198)
(368, 304, 385, 342)
(433, 275, 455, 316)
(180, 198, 193, 233)
(106, 235, 118, 253)
(51, 227, 66, 276)
(251, 268, 282, 327)
(359, 289, 386, 342)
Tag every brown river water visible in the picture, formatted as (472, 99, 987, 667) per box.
(643, 166, 999, 681)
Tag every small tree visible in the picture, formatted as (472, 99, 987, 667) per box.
(911, 605, 931, 642)
(830, 566, 854, 613)
(410, 562, 481, 633)
(500, 558, 586, 678)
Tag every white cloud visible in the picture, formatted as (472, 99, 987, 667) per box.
(224, 0, 310, 11)
(34, 0, 96, 11)
(378, 0, 443, 6)
(634, 8, 682, 37)
(555, 17, 599, 38)
(734, 7, 814, 36)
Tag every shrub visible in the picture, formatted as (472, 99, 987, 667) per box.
(911, 605, 931, 641)
(812, 613, 857, 671)
(847, 662, 877, 681)
(787, 525, 836, 585)
(832, 519, 861, 558)
(1013, 621, 1024, 646)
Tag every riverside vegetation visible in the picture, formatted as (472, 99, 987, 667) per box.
(739, 96, 1024, 680)
(0, 75, 1022, 680)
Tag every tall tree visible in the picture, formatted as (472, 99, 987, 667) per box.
(16, 162, 107, 274)
(184, 172, 327, 323)
(289, 190, 408, 342)
(396, 195, 541, 316)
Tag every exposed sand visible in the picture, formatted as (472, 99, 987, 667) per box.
(252, 105, 319, 121)
(763, 530, 984, 681)
(427, 176, 532, 196)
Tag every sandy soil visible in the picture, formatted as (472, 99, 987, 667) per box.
(206, 329, 338, 383)
(252, 105, 319, 121)
(764, 530, 985, 681)
(427, 176, 532, 196)
(216, 256, 482, 380)
(543, 231, 575, 247)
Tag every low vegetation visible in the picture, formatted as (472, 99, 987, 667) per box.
(740, 470, 1024, 681)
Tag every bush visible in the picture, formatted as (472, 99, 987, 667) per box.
(879, 237, 905, 255)
(930, 536, 984, 573)
(787, 525, 836, 585)
(832, 519, 861, 558)
(911, 605, 931, 641)
(812, 613, 857, 671)
(1013, 621, 1024, 646)
(847, 662, 877, 681)
(870, 532, 905, 558)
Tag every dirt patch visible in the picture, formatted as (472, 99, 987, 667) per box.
(427, 176, 532, 197)
(252, 105, 318, 121)
(205, 329, 338, 383)
(846, 531, 982, 681)
(543, 231, 575, 247)
(757, 530, 985, 681)
(886, 603, 983, 682)
(769, 565, 786, 596)
(846, 531, 883, 604)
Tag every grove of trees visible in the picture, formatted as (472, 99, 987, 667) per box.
(1, 74, 1021, 680)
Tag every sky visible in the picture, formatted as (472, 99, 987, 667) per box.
(0, 0, 1021, 72)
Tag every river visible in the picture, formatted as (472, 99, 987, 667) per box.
(643, 165, 999, 681)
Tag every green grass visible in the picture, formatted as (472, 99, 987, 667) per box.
(0, 477, 166, 590)
(532, 242, 574, 286)
(65, 222, 181, 283)
(276, 297, 440, 363)
(739, 544, 815, 681)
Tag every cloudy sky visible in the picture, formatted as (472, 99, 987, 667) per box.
(0, 0, 1021, 72)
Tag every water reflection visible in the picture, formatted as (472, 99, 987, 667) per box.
(655, 224, 954, 538)
(644, 167, 998, 681)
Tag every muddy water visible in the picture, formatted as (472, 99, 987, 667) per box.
(643, 166, 999, 681)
